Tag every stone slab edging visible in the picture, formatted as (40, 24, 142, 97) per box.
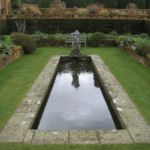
(0, 55, 150, 144)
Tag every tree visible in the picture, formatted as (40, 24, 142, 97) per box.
(117, 0, 146, 9)
(100, 0, 116, 8)
(21, 0, 40, 4)
(146, 0, 150, 9)
(38, 0, 53, 8)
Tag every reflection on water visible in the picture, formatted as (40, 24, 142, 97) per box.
(38, 59, 116, 130)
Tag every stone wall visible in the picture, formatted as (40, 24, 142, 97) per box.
(119, 45, 150, 69)
(0, 46, 24, 70)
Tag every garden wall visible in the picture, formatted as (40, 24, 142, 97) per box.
(0, 46, 24, 70)
(119, 46, 150, 69)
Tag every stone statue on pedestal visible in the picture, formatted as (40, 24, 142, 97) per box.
(69, 30, 83, 58)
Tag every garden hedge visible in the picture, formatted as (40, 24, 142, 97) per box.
(5, 19, 146, 35)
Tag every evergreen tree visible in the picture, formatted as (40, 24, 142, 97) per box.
(21, 0, 40, 4)
(117, 0, 146, 9)
(38, 0, 53, 8)
(146, 0, 150, 9)
(100, 0, 116, 8)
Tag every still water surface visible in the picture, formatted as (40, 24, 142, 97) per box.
(38, 59, 116, 130)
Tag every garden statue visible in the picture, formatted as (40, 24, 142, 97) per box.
(69, 30, 83, 58)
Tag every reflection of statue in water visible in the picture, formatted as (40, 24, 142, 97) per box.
(69, 30, 83, 58)
(70, 59, 81, 89)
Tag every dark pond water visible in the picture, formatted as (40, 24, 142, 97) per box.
(37, 58, 118, 130)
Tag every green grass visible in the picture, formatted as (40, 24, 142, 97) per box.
(0, 47, 150, 149)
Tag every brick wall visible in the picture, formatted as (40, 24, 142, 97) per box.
(0, 0, 11, 15)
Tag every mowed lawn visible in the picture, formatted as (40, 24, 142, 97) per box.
(0, 47, 150, 150)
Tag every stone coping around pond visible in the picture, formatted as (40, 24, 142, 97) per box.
(0, 55, 150, 144)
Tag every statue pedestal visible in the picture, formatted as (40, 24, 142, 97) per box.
(69, 48, 83, 58)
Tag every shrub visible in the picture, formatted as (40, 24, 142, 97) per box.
(20, 6, 42, 15)
(49, 0, 66, 14)
(0, 44, 11, 55)
(86, 3, 102, 15)
(11, 33, 36, 54)
(139, 33, 149, 39)
(0, 36, 6, 41)
(47, 35, 56, 46)
(136, 44, 150, 57)
(88, 32, 106, 47)
(109, 31, 119, 37)
(11, 0, 23, 9)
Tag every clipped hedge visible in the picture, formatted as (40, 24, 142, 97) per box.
(6, 19, 146, 36)
(0, 20, 7, 36)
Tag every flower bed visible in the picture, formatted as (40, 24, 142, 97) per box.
(119, 45, 150, 69)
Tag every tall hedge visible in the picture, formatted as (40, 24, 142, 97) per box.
(146, 0, 150, 9)
(145, 20, 150, 36)
(5, 19, 146, 36)
(117, 0, 146, 9)
(0, 20, 7, 36)
(38, 0, 53, 8)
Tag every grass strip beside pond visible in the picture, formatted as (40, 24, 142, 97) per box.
(0, 47, 150, 149)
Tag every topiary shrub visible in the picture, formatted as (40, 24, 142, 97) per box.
(47, 35, 56, 46)
(136, 44, 150, 57)
(109, 31, 119, 37)
(139, 33, 149, 39)
(88, 32, 106, 47)
(11, 33, 36, 54)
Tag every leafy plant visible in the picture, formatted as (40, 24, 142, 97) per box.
(76, 11, 83, 15)
(136, 44, 150, 57)
(0, 44, 11, 55)
(109, 31, 118, 37)
(86, 33, 93, 38)
(138, 39, 150, 45)
(88, 32, 106, 47)
(0, 36, 6, 41)
(139, 33, 149, 39)
(116, 35, 134, 49)
(120, 12, 128, 15)
(30, 31, 48, 42)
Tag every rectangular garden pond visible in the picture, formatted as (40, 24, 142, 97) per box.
(0, 55, 150, 144)
(31, 57, 123, 131)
